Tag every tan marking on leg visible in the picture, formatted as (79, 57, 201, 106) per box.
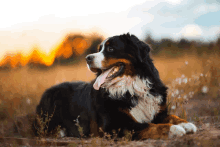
(163, 115, 187, 125)
(163, 115, 197, 134)
(137, 123, 172, 140)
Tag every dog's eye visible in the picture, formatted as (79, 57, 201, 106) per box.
(107, 48, 114, 52)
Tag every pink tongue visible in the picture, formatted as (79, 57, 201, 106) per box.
(93, 67, 114, 90)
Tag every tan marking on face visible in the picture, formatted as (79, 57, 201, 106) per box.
(102, 58, 131, 68)
(101, 58, 134, 76)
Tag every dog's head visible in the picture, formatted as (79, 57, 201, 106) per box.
(86, 33, 159, 91)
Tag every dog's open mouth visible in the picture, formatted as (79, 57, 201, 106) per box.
(93, 64, 124, 90)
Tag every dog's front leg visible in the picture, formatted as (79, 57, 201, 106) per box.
(133, 123, 186, 140)
(162, 115, 197, 134)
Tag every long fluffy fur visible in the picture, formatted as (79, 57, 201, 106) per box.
(34, 33, 197, 139)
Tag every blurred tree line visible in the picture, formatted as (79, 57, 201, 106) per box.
(144, 34, 220, 57)
(53, 34, 102, 65)
(0, 33, 220, 70)
(29, 34, 103, 69)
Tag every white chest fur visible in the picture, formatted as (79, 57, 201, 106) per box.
(130, 93, 162, 123)
(103, 75, 163, 123)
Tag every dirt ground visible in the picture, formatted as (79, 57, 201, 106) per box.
(0, 119, 220, 147)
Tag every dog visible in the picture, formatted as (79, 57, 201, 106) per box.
(35, 33, 197, 140)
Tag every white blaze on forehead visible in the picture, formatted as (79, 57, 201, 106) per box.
(89, 38, 109, 69)
(100, 38, 109, 52)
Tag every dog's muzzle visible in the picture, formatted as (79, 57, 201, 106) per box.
(86, 55, 94, 64)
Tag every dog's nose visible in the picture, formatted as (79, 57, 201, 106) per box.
(86, 55, 94, 63)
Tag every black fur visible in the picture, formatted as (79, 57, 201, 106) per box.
(34, 33, 168, 139)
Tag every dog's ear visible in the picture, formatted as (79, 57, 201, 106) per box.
(130, 34, 151, 63)
(120, 33, 151, 63)
(119, 33, 143, 62)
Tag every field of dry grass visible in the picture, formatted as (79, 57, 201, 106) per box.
(0, 52, 220, 146)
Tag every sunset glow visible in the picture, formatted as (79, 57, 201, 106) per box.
(0, 36, 90, 68)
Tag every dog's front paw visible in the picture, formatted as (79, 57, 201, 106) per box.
(178, 122, 197, 134)
(169, 125, 186, 138)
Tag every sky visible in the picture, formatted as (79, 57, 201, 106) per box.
(0, 0, 220, 60)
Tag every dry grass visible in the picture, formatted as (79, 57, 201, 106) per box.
(0, 53, 219, 146)
(153, 53, 220, 118)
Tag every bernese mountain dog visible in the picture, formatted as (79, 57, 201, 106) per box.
(35, 33, 197, 140)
